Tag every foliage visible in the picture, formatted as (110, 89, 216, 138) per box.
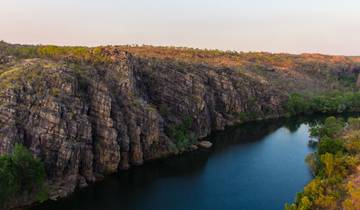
(286, 93, 310, 115)
(238, 111, 259, 122)
(70, 63, 90, 93)
(286, 92, 360, 116)
(317, 137, 345, 156)
(0, 60, 55, 92)
(338, 74, 357, 89)
(4, 45, 111, 64)
(305, 153, 320, 175)
(167, 117, 195, 151)
(285, 117, 360, 210)
(0, 144, 47, 207)
(112, 44, 360, 71)
(348, 117, 360, 130)
(2, 42, 360, 86)
(343, 178, 360, 210)
(310, 116, 345, 139)
(343, 130, 360, 155)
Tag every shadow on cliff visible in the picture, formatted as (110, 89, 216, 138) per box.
(28, 114, 346, 210)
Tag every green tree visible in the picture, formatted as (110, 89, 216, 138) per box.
(310, 116, 344, 138)
(0, 156, 19, 205)
(168, 117, 195, 151)
(286, 93, 310, 115)
(317, 137, 345, 156)
(0, 144, 47, 207)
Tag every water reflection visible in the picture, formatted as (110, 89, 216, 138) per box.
(31, 115, 337, 210)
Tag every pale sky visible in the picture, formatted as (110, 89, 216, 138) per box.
(1, 0, 360, 55)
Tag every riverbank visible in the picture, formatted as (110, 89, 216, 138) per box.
(286, 116, 360, 210)
(27, 116, 315, 210)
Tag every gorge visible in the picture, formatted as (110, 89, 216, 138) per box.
(29, 116, 318, 210)
(1, 42, 360, 209)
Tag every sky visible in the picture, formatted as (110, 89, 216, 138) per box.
(0, 0, 360, 55)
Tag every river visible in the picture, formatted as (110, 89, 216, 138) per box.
(31, 116, 323, 210)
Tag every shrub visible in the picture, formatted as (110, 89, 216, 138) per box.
(317, 137, 345, 156)
(286, 117, 360, 210)
(305, 153, 320, 175)
(286, 93, 310, 115)
(4, 45, 111, 65)
(310, 117, 345, 139)
(238, 111, 258, 121)
(348, 117, 360, 130)
(286, 91, 360, 116)
(167, 117, 195, 151)
(0, 144, 47, 207)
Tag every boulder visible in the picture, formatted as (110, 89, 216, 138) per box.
(198, 141, 213, 149)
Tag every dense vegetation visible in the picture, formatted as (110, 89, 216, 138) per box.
(0, 42, 111, 64)
(285, 117, 360, 210)
(116, 44, 360, 70)
(0, 144, 47, 208)
(167, 117, 196, 151)
(2, 41, 360, 70)
(1, 41, 359, 96)
(286, 91, 360, 116)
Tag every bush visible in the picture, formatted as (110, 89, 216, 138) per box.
(286, 117, 360, 210)
(348, 117, 360, 130)
(4, 45, 111, 64)
(0, 144, 47, 207)
(286, 93, 310, 115)
(305, 153, 320, 175)
(317, 137, 345, 156)
(286, 91, 360, 116)
(238, 111, 258, 122)
(310, 116, 345, 139)
(167, 117, 195, 151)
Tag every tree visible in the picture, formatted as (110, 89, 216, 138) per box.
(168, 117, 195, 151)
(0, 144, 47, 207)
(320, 153, 335, 177)
(287, 93, 310, 115)
(310, 117, 344, 139)
(317, 137, 345, 156)
(0, 156, 19, 205)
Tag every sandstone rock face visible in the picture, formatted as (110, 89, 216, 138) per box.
(0, 47, 358, 206)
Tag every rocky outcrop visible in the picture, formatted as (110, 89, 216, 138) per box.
(0, 45, 359, 208)
(198, 141, 213, 149)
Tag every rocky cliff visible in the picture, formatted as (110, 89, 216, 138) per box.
(0, 42, 359, 207)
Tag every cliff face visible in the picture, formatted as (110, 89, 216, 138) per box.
(0, 43, 359, 204)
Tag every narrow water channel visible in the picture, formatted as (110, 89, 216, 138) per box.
(31, 116, 324, 210)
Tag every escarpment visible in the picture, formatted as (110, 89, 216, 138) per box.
(0, 43, 360, 205)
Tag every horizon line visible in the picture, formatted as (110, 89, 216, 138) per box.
(2, 40, 360, 57)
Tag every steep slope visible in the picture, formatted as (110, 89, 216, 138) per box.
(0, 42, 359, 208)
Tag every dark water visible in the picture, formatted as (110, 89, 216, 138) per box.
(32, 116, 321, 210)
